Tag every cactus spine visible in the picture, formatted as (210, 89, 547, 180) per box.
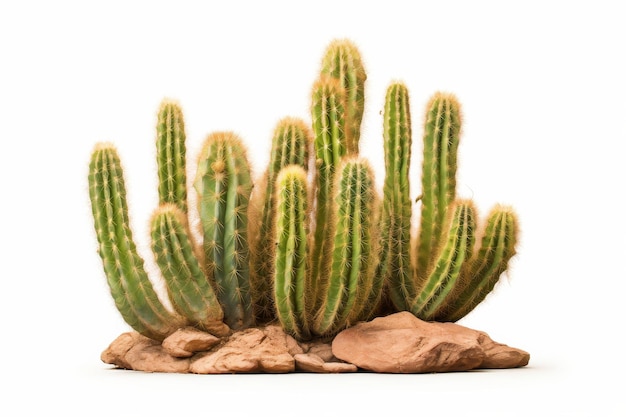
(312, 158, 378, 336)
(249, 118, 312, 323)
(150, 204, 224, 331)
(88, 144, 181, 341)
(157, 99, 188, 213)
(273, 166, 311, 341)
(319, 39, 366, 155)
(379, 82, 415, 312)
(194, 132, 254, 330)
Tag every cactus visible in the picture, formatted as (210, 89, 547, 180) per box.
(273, 166, 311, 341)
(319, 39, 366, 155)
(249, 118, 312, 323)
(194, 132, 254, 330)
(150, 204, 224, 331)
(379, 87, 519, 321)
(312, 157, 378, 336)
(157, 99, 188, 213)
(378, 82, 415, 313)
(309, 76, 348, 312)
(88, 143, 182, 341)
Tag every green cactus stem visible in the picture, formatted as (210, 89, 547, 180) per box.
(194, 132, 254, 330)
(88, 143, 180, 341)
(319, 39, 366, 155)
(150, 204, 224, 331)
(156, 99, 188, 213)
(379, 82, 415, 312)
(309, 77, 348, 312)
(415, 92, 462, 279)
(249, 117, 312, 323)
(313, 157, 378, 337)
(273, 166, 311, 341)
(410, 200, 476, 321)
(439, 205, 519, 322)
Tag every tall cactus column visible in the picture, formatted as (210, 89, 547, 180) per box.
(194, 132, 254, 330)
(249, 118, 312, 323)
(88, 143, 181, 341)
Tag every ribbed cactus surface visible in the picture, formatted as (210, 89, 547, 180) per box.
(89, 143, 181, 341)
(150, 204, 224, 331)
(249, 118, 312, 323)
(194, 132, 254, 330)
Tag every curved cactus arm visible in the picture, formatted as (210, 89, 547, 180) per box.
(249, 117, 312, 323)
(309, 77, 348, 313)
(411, 200, 476, 321)
(88, 143, 180, 341)
(440, 206, 519, 322)
(319, 39, 366, 155)
(194, 132, 254, 330)
(313, 158, 378, 336)
(150, 204, 225, 331)
(157, 99, 188, 213)
(415, 93, 462, 278)
(273, 166, 311, 341)
(378, 82, 416, 312)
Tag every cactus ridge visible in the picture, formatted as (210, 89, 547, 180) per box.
(250, 117, 312, 323)
(150, 204, 224, 330)
(309, 77, 348, 312)
(194, 132, 254, 330)
(273, 165, 311, 340)
(89, 144, 180, 341)
(411, 200, 476, 320)
(157, 99, 188, 213)
(320, 39, 366, 155)
(416, 93, 462, 278)
(379, 82, 415, 312)
(313, 158, 377, 336)
(441, 206, 518, 322)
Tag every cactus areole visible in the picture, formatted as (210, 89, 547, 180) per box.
(89, 39, 522, 373)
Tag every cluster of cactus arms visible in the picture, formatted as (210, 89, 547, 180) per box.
(88, 39, 519, 343)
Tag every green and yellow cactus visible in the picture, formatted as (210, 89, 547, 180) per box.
(89, 38, 519, 345)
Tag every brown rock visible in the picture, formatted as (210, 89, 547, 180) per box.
(190, 326, 296, 374)
(294, 353, 358, 373)
(101, 332, 190, 373)
(162, 327, 222, 358)
(332, 312, 530, 373)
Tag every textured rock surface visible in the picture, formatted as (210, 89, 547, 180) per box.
(332, 312, 530, 373)
(162, 327, 221, 358)
(102, 332, 190, 373)
(190, 325, 301, 374)
(101, 314, 529, 374)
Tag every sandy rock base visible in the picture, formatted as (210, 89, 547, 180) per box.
(102, 313, 529, 374)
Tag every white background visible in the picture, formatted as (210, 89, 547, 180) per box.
(1, 1, 624, 415)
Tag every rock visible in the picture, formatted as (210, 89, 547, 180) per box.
(162, 327, 221, 358)
(294, 353, 358, 373)
(190, 325, 297, 374)
(332, 312, 530, 373)
(101, 332, 190, 373)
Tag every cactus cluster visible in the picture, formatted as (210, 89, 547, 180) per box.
(88, 39, 519, 343)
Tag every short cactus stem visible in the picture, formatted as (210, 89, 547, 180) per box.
(416, 92, 462, 279)
(273, 166, 311, 341)
(88, 143, 180, 341)
(150, 204, 224, 331)
(313, 157, 378, 337)
(379, 82, 415, 312)
(441, 205, 519, 322)
(249, 117, 312, 323)
(309, 77, 348, 311)
(194, 132, 254, 330)
(319, 39, 366, 155)
(411, 200, 476, 321)
(156, 99, 188, 213)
